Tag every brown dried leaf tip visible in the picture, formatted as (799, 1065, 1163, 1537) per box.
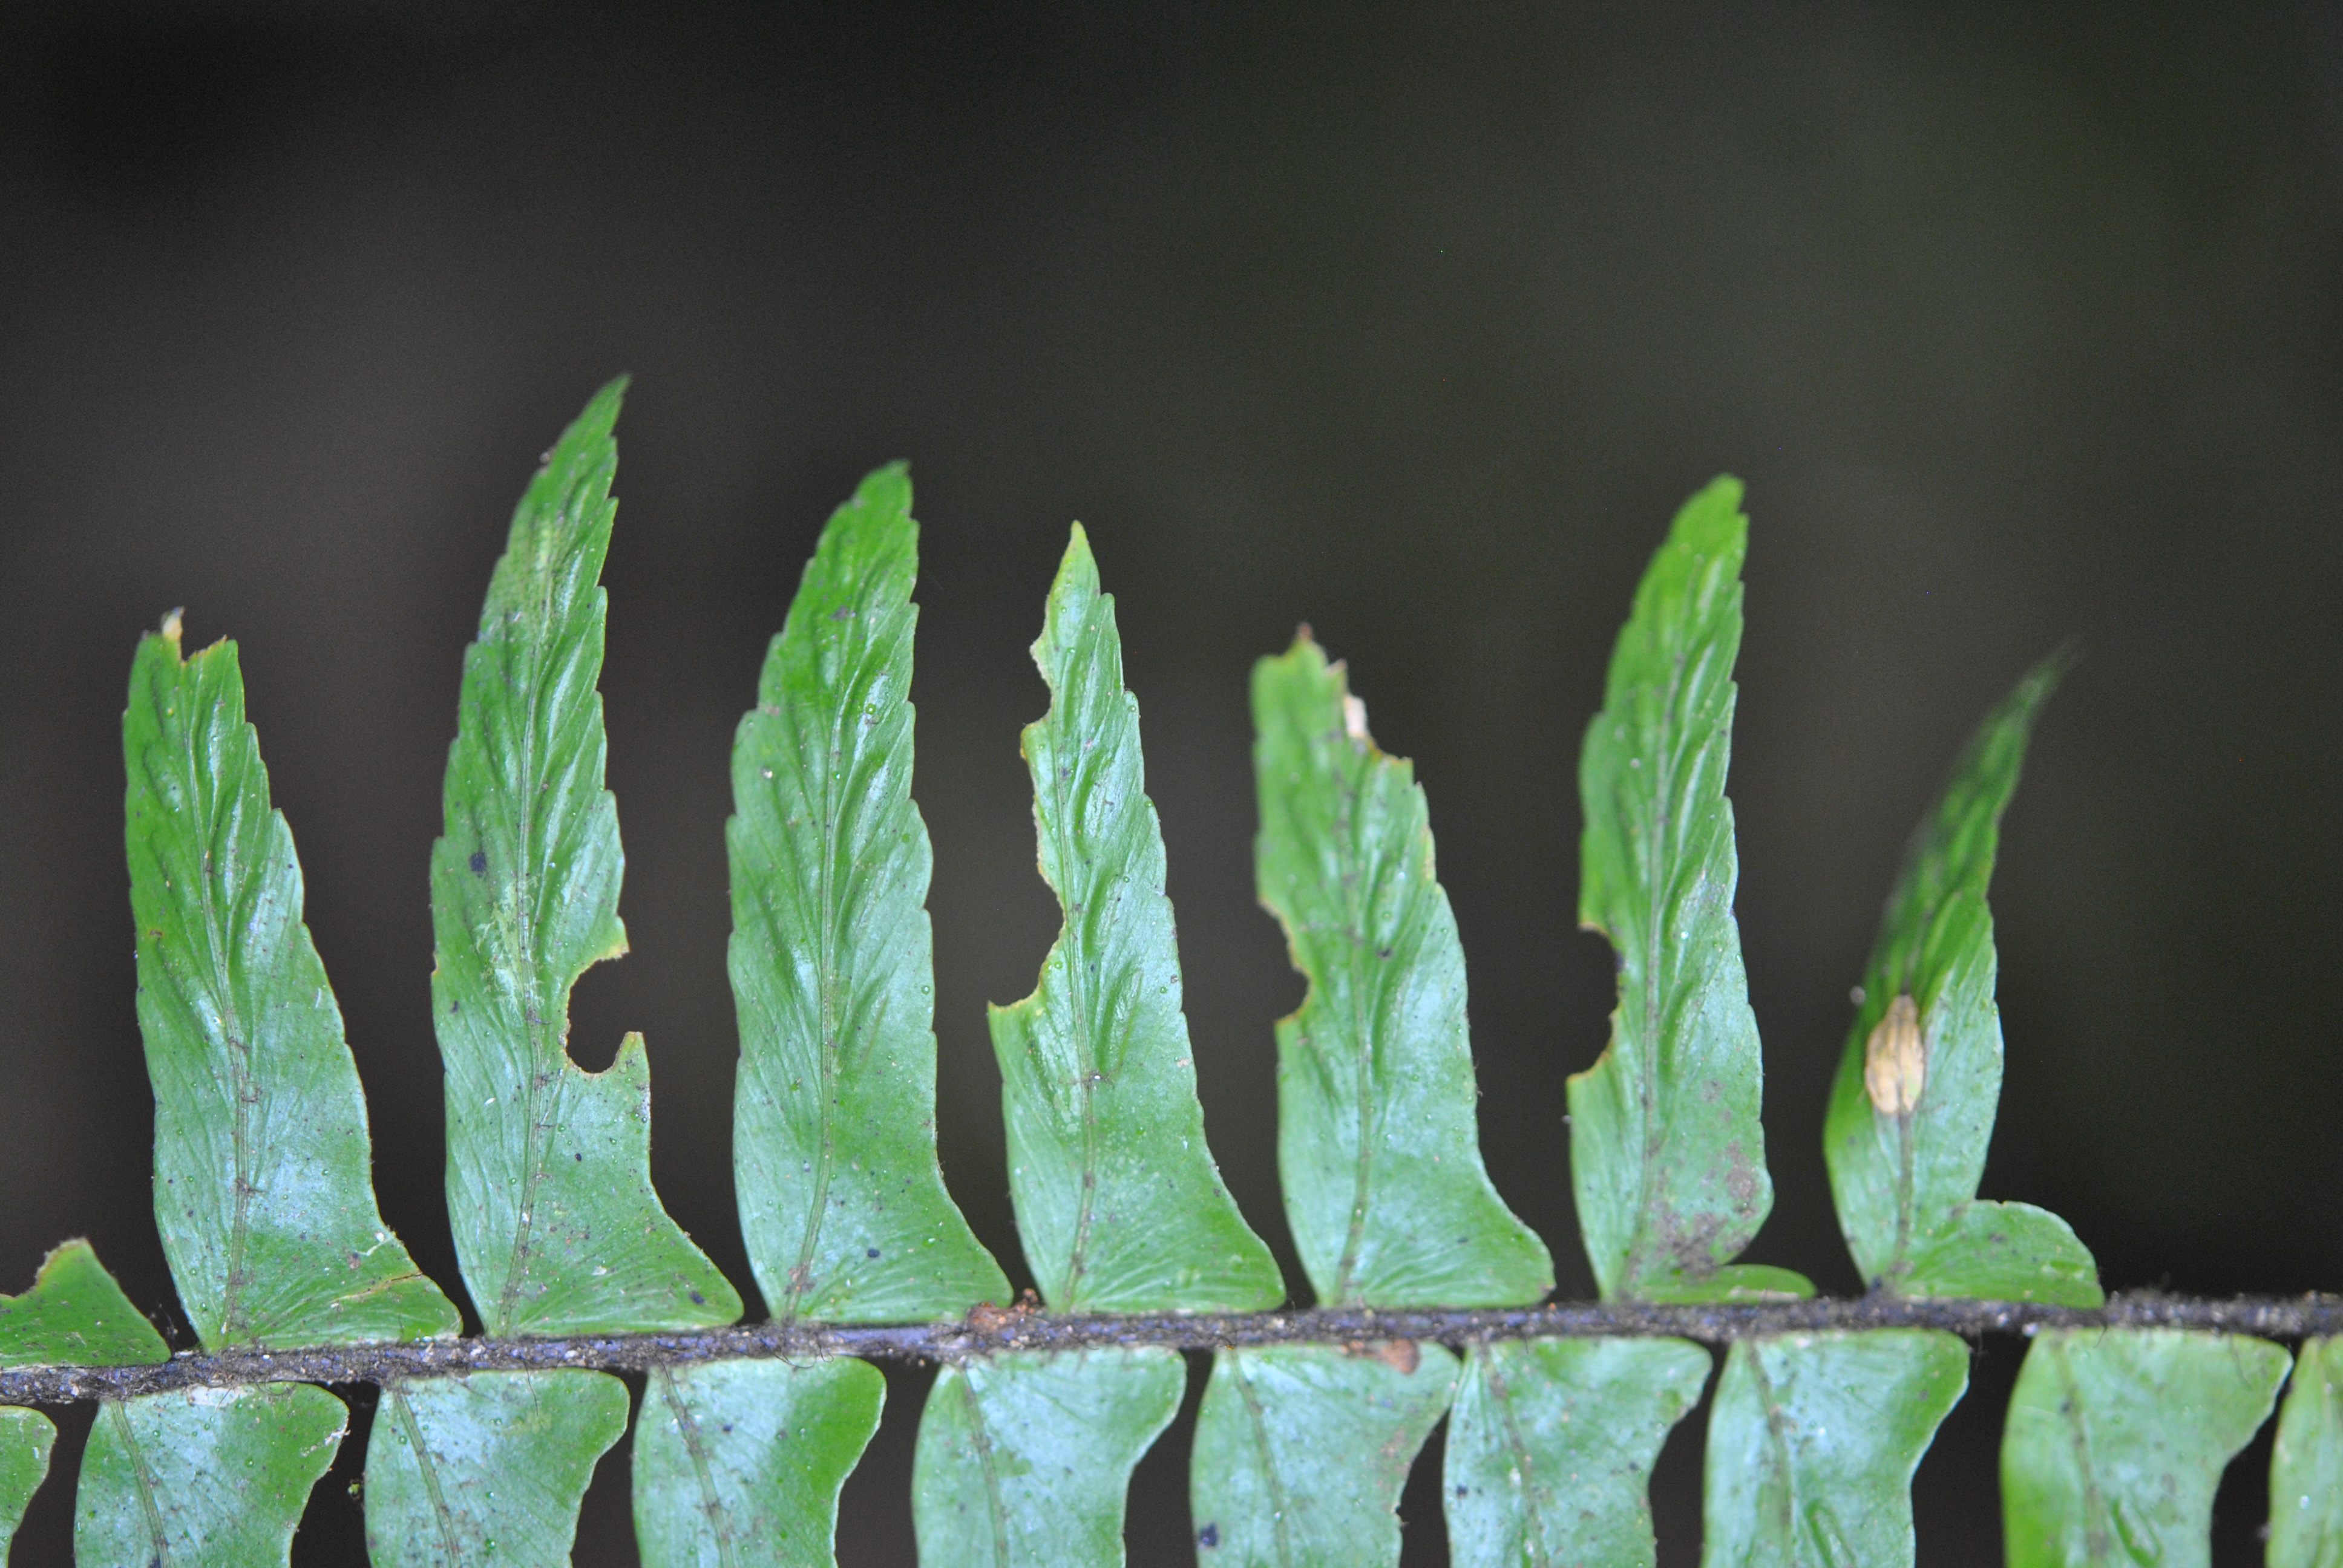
(963, 1290, 1044, 1336)
(1864, 993, 1926, 1117)
(1342, 1338, 1421, 1374)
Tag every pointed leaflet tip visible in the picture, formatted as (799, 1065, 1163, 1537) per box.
(728, 462, 1005, 1322)
(1823, 652, 2100, 1304)
(433, 385, 739, 1336)
(992, 526, 1282, 1311)
(1042, 521, 1101, 633)
(1251, 632, 1550, 1308)
(125, 630, 458, 1349)
(1567, 477, 1810, 1303)
(565, 375, 629, 450)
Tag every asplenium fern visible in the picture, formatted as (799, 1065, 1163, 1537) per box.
(1, 381, 2338, 1567)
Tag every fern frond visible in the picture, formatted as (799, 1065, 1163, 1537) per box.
(365, 1370, 630, 1566)
(126, 617, 457, 1347)
(428, 380, 739, 1337)
(1701, 1330, 1967, 1567)
(913, 1348, 1184, 1568)
(989, 524, 1280, 1313)
(0, 1406, 53, 1555)
(1, 394, 2327, 1565)
(633, 1359, 883, 1568)
(1824, 653, 2100, 1304)
(2270, 1337, 2343, 1568)
(1568, 477, 1810, 1304)
(1190, 1342, 1459, 1566)
(77, 1383, 346, 1566)
(1195, 632, 1554, 1564)
(2001, 1328, 2288, 1568)
(728, 462, 1004, 1324)
(1251, 631, 1550, 1309)
(0, 1241, 167, 1369)
(1445, 1338, 1709, 1568)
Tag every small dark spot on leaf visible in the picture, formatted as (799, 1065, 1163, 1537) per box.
(468, 850, 488, 876)
(689, 1290, 706, 1305)
(829, 606, 854, 621)
(574, 1152, 583, 1161)
(1198, 1524, 1219, 1548)
(1456, 1485, 1470, 1497)
(866, 1247, 880, 1258)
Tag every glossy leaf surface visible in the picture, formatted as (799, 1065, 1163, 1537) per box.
(1444, 1337, 1710, 1568)
(1251, 635, 1549, 1308)
(989, 527, 1280, 1311)
(1568, 477, 1809, 1303)
(126, 619, 458, 1347)
(2272, 1336, 2343, 1568)
(2002, 1328, 2287, 1568)
(0, 1406, 53, 1556)
(1702, 1330, 1965, 1568)
(365, 1370, 629, 1567)
(431, 381, 739, 1336)
(913, 1347, 1183, 1568)
(77, 1384, 345, 1567)
(1189, 1343, 1458, 1567)
(632, 1358, 884, 1568)
(0, 1240, 167, 1368)
(729, 465, 1004, 1322)
(1822, 657, 2099, 1304)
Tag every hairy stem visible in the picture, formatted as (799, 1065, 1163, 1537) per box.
(7, 1293, 2337, 1405)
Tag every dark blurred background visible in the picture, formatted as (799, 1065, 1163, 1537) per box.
(3, 1, 2339, 1561)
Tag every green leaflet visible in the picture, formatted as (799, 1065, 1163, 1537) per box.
(1821, 657, 2100, 1304)
(2272, 1337, 2343, 1568)
(76, 1384, 346, 1567)
(365, 1370, 630, 1567)
(1702, 1330, 1967, 1568)
(1444, 1337, 1711, 1568)
(989, 526, 1281, 1312)
(0, 1406, 54, 1556)
(729, 465, 1005, 1322)
(0, 1240, 167, 1367)
(126, 618, 459, 1349)
(2002, 1328, 2289, 1568)
(1191, 638, 1542, 1566)
(1250, 635, 1551, 1308)
(913, 1347, 1184, 1568)
(431, 381, 739, 1336)
(1189, 1344, 1458, 1567)
(1568, 477, 1810, 1304)
(632, 1359, 884, 1568)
